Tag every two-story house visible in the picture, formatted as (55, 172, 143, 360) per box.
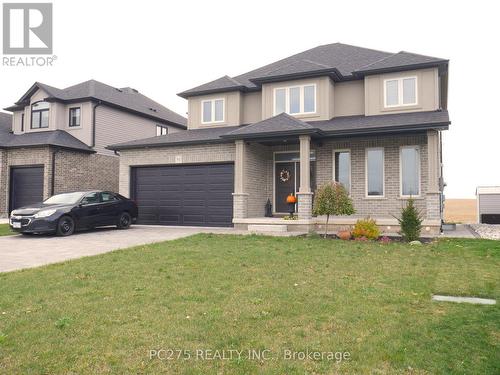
(109, 43, 450, 234)
(0, 80, 186, 217)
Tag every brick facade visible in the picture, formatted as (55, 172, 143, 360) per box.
(0, 146, 119, 217)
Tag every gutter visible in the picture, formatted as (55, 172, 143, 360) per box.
(91, 100, 102, 148)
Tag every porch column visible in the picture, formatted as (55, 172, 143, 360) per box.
(297, 135, 313, 220)
(232, 140, 248, 219)
(426, 130, 441, 221)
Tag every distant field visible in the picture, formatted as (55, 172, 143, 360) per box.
(444, 199, 477, 223)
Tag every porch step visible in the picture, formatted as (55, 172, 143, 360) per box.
(248, 224, 288, 232)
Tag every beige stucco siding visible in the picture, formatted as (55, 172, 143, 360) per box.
(241, 91, 262, 124)
(94, 105, 181, 156)
(261, 77, 332, 121)
(187, 91, 242, 129)
(334, 80, 365, 117)
(118, 143, 236, 197)
(364, 68, 439, 116)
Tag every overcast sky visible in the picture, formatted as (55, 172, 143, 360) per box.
(1, 0, 498, 198)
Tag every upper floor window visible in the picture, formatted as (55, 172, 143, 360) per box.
(201, 98, 224, 124)
(31, 101, 49, 129)
(156, 125, 168, 136)
(21, 113, 24, 132)
(366, 148, 384, 197)
(274, 84, 316, 115)
(69, 107, 81, 127)
(400, 146, 420, 197)
(384, 77, 417, 108)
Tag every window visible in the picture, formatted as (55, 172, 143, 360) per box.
(333, 150, 351, 193)
(69, 107, 81, 127)
(273, 84, 316, 115)
(101, 192, 119, 202)
(366, 148, 384, 197)
(21, 113, 24, 132)
(81, 192, 100, 205)
(201, 98, 224, 124)
(31, 101, 49, 129)
(400, 146, 420, 196)
(156, 125, 168, 136)
(384, 77, 417, 107)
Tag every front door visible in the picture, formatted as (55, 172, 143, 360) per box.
(275, 162, 298, 213)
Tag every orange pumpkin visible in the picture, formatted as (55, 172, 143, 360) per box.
(286, 194, 297, 204)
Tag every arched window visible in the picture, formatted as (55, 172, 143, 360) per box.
(31, 101, 50, 129)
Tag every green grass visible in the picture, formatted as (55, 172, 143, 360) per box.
(0, 235, 499, 374)
(0, 224, 14, 236)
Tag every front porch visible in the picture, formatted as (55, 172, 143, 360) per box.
(221, 113, 443, 235)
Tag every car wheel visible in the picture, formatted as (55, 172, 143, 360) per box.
(57, 215, 75, 236)
(117, 212, 132, 229)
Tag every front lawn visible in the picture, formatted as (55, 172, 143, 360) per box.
(0, 235, 498, 374)
(0, 224, 14, 236)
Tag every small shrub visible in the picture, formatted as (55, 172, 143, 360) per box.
(313, 182, 355, 237)
(396, 198, 423, 242)
(379, 236, 391, 244)
(352, 218, 380, 240)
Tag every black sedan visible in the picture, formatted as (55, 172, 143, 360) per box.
(9, 191, 138, 236)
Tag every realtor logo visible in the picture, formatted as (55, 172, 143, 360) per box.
(3, 3, 53, 54)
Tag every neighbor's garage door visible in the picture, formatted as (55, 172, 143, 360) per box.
(9, 166, 44, 212)
(132, 163, 234, 227)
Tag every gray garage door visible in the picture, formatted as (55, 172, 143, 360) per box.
(10, 166, 44, 212)
(131, 163, 234, 227)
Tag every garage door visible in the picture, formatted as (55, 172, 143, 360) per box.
(9, 166, 44, 212)
(132, 163, 234, 227)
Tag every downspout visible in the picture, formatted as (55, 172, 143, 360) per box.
(92, 100, 102, 148)
(51, 147, 61, 196)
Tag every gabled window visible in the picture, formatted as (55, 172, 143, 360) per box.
(400, 146, 420, 197)
(384, 77, 417, 107)
(201, 98, 224, 124)
(366, 148, 384, 197)
(274, 84, 316, 115)
(156, 125, 168, 136)
(69, 107, 81, 127)
(31, 101, 49, 129)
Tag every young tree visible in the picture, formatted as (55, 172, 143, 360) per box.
(397, 198, 423, 242)
(313, 182, 355, 237)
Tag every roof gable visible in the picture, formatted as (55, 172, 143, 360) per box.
(179, 43, 448, 97)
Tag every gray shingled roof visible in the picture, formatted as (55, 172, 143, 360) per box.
(222, 113, 315, 139)
(314, 110, 450, 134)
(178, 43, 447, 97)
(0, 129, 94, 152)
(7, 80, 187, 128)
(107, 126, 239, 150)
(354, 51, 448, 75)
(109, 110, 449, 149)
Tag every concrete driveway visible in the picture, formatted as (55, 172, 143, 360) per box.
(0, 225, 235, 273)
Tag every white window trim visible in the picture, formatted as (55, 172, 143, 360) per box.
(383, 76, 418, 108)
(201, 98, 225, 124)
(332, 149, 351, 195)
(156, 124, 168, 136)
(399, 145, 421, 198)
(365, 147, 385, 198)
(273, 83, 317, 116)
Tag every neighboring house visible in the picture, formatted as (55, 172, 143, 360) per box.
(476, 186, 500, 224)
(0, 80, 186, 217)
(109, 43, 450, 233)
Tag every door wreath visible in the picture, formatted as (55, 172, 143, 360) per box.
(279, 169, 291, 182)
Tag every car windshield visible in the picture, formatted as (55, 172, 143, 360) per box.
(43, 192, 85, 205)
